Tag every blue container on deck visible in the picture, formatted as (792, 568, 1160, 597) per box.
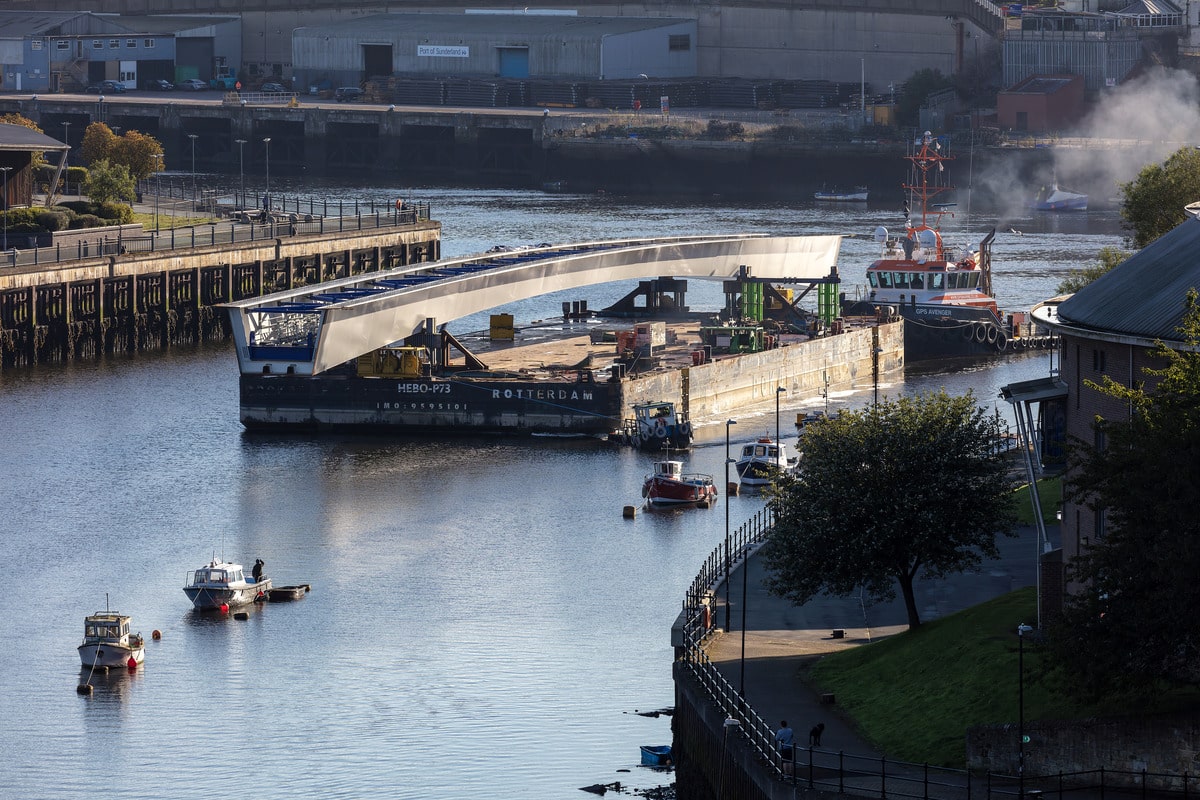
(640, 745, 672, 766)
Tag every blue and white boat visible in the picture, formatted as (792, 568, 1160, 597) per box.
(1030, 182, 1087, 212)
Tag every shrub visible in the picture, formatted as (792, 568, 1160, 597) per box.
(97, 202, 133, 224)
(68, 214, 105, 230)
(35, 210, 70, 232)
(705, 119, 745, 140)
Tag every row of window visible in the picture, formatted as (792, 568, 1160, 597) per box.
(868, 271, 981, 290)
(52, 39, 156, 50)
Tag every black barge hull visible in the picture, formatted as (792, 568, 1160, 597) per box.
(845, 303, 1009, 361)
(240, 372, 620, 434)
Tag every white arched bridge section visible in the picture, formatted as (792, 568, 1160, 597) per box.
(224, 233, 842, 376)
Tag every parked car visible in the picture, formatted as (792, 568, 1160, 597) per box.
(85, 80, 127, 94)
(261, 82, 289, 94)
(143, 78, 174, 91)
(334, 86, 363, 102)
(177, 79, 208, 91)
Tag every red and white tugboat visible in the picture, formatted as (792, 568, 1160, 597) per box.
(642, 459, 718, 508)
(844, 131, 1009, 361)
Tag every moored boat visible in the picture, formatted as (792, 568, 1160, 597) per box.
(619, 400, 694, 451)
(640, 744, 673, 766)
(1030, 182, 1088, 212)
(842, 131, 1011, 361)
(183, 558, 272, 610)
(642, 459, 718, 507)
(78, 610, 145, 669)
(735, 436, 790, 487)
(814, 185, 868, 202)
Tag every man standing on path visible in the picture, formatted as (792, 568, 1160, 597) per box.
(775, 720, 794, 773)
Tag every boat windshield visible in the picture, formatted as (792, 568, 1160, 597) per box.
(929, 273, 944, 290)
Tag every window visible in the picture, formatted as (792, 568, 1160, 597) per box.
(867, 273, 878, 288)
(109, 39, 120, 49)
(878, 272, 893, 288)
(1094, 508, 1107, 540)
(126, 39, 137, 48)
(144, 39, 155, 48)
(56, 40, 69, 50)
(1092, 349, 1107, 372)
(93, 40, 103, 49)
(32, 39, 43, 50)
(893, 272, 909, 289)
(910, 272, 924, 289)
(929, 273, 944, 290)
(668, 34, 691, 51)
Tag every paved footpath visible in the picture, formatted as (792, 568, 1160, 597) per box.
(704, 523, 1050, 760)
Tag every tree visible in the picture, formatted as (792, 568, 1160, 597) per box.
(1048, 291, 1200, 700)
(1055, 246, 1131, 295)
(111, 130, 165, 181)
(80, 122, 118, 167)
(82, 159, 136, 205)
(764, 391, 1019, 628)
(1120, 146, 1200, 247)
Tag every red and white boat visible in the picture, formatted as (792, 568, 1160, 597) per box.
(843, 131, 1009, 361)
(642, 459, 718, 507)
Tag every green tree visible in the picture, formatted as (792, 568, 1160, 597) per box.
(764, 391, 1019, 628)
(82, 159, 136, 205)
(1056, 246, 1131, 295)
(1049, 291, 1200, 700)
(896, 68, 954, 128)
(80, 122, 118, 167)
(1120, 146, 1200, 247)
(110, 130, 165, 181)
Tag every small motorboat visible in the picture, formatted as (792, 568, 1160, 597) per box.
(78, 610, 145, 669)
(814, 185, 868, 202)
(735, 436, 790, 487)
(642, 459, 718, 507)
(1030, 183, 1088, 212)
(183, 558, 272, 610)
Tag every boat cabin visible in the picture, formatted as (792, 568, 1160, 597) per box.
(869, 267, 981, 291)
(740, 440, 781, 461)
(188, 560, 245, 587)
(83, 613, 130, 642)
(654, 460, 684, 479)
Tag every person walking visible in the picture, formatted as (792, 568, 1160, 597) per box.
(775, 719, 794, 774)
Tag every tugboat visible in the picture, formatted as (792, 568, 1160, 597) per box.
(842, 131, 1011, 361)
(618, 400, 694, 451)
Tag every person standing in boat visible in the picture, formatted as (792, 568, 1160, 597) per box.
(252, 559, 265, 583)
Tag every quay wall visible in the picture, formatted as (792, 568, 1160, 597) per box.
(621, 322, 904, 423)
(0, 221, 442, 369)
(0, 96, 1082, 200)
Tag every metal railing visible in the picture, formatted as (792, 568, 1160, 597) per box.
(677, 510, 1195, 800)
(1, 193, 432, 270)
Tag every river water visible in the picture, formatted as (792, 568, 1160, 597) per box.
(0, 188, 1125, 799)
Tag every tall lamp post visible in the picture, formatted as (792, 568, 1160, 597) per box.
(775, 385, 785, 448)
(1, 166, 10, 252)
(151, 153, 163, 233)
(724, 418, 738, 631)
(187, 133, 198, 201)
(262, 136, 272, 212)
(1018, 623, 1033, 799)
(62, 121, 71, 169)
(234, 138, 247, 206)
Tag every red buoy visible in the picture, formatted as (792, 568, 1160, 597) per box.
(219, 603, 229, 614)
(127, 656, 138, 670)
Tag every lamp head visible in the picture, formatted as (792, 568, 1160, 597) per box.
(1017, 623, 1033, 635)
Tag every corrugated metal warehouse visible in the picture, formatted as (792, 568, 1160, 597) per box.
(291, 13, 697, 88)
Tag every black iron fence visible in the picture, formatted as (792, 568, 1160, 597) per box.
(677, 511, 1195, 800)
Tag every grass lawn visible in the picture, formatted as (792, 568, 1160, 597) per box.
(805, 587, 1200, 768)
(130, 211, 217, 230)
(1012, 477, 1061, 526)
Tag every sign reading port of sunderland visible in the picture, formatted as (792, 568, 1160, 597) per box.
(222, 234, 843, 377)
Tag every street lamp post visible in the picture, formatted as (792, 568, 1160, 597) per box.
(872, 326, 883, 408)
(187, 134, 198, 201)
(234, 138, 247, 206)
(775, 385, 785, 449)
(1, 166, 10, 252)
(151, 153, 163, 233)
(62, 121, 71, 169)
(1018, 623, 1033, 799)
(724, 418, 738, 631)
(263, 137, 272, 212)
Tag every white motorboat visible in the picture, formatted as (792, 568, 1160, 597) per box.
(183, 558, 271, 610)
(78, 610, 145, 669)
(735, 437, 790, 487)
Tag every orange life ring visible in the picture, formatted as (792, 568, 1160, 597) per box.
(395, 198, 404, 211)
